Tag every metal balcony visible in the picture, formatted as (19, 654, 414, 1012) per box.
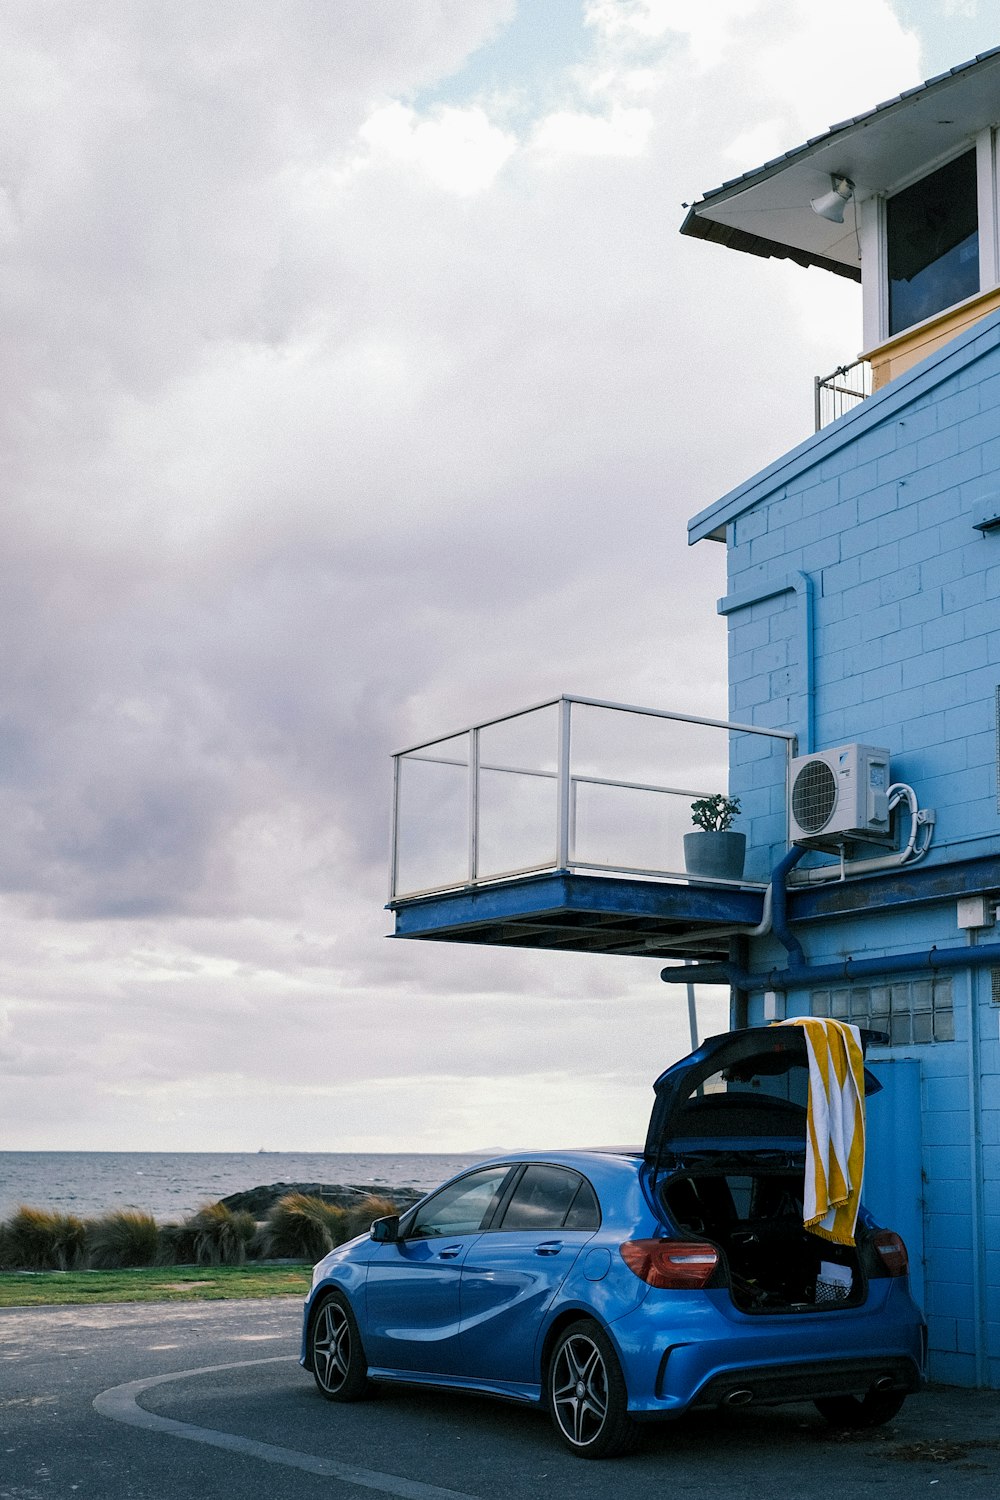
(388, 695, 795, 960)
(814, 357, 872, 430)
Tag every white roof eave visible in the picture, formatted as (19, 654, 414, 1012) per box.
(682, 48, 1000, 276)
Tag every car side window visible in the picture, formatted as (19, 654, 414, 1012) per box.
(563, 1178, 600, 1231)
(497, 1165, 600, 1232)
(407, 1165, 513, 1239)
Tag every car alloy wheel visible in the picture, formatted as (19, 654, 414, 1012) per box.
(547, 1320, 636, 1458)
(310, 1292, 370, 1402)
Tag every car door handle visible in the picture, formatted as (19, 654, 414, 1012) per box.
(535, 1241, 563, 1256)
(437, 1244, 464, 1259)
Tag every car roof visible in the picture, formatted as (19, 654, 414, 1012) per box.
(464, 1148, 643, 1186)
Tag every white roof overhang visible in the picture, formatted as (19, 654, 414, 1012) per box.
(681, 48, 1000, 282)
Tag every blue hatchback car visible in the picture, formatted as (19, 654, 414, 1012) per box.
(301, 1027, 926, 1457)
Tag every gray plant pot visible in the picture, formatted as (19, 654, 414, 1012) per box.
(683, 830, 747, 881)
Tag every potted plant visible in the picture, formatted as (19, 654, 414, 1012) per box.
(683, 794, 746, 880)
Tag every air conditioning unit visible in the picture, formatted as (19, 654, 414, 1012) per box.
(788, 743, 892, 850)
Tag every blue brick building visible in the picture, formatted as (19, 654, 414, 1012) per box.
(682, 309, 1000, 1389)
(678, 50, 1000, 1389)
(388, 51, 1000, 1388)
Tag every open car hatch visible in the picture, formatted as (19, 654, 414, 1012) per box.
(643, 1025, 886, 1166)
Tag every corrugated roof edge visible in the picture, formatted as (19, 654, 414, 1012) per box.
(686, 303, 1000, 546)
(679, 206, 862, 281)
(685, 44, 1000, 212)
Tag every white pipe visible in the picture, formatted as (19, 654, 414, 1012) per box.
(650, 882, 775, 951)
(787, 783, 933, 885)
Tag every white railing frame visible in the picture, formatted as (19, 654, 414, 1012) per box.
(390, 694, 796, 902)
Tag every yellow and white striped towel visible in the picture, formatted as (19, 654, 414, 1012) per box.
(775, 1017, 866, 1246)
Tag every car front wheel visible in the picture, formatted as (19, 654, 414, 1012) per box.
(814, 1389, 907, 1428)
(547, 1320, 637, 1459)
(309, 1292, 370, 1402)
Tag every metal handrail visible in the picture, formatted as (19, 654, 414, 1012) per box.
(390, 694, 795, 902)
(814, 357, 872, 431)
(392, 692, 797, 758)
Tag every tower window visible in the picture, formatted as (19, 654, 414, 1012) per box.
(887, 149, 979, 335)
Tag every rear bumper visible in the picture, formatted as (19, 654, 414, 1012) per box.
(685, 1353, 922, 1411)
(608, 1278, 926, 1417)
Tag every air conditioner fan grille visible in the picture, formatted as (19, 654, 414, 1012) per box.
(792, 759, 838, 834)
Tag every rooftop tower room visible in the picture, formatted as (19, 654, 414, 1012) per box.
(682, 48, 1000, 421)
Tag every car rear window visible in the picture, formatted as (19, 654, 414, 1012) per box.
(498, 1165, 600, 1232)
(676, 1066, 808, 1138)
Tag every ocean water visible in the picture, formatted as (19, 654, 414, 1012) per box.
(0, 1151, 484, 1223)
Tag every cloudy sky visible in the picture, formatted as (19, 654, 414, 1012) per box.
(0, 1, 994, 1154)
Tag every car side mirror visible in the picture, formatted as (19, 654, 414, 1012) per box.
(370, 1214, 400, 1243)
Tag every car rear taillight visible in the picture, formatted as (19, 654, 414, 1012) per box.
(620, 1239, 719, 1289)
(873, 1230, 909, 1276)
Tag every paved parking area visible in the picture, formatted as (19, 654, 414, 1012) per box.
(2, 1301, 998, 1498)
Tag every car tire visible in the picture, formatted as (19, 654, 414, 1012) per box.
(814, 1390, 907, 1428)
(547, 1319, 638, 1459)
(309, 1291, 371, 1402)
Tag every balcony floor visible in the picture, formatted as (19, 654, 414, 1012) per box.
(388, 871, 765, 961)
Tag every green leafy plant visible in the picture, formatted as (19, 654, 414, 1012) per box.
(690, 794, 742, 833)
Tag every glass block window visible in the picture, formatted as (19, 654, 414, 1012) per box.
(811, 976, 954, 1044)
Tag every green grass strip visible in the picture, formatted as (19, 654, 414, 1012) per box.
(0, 1262, 312, 1307)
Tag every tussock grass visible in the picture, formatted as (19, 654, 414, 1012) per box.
(154, 1221, 198, 1267)
(185, 1202, 257, 1265)
(85, 1209, 160, 1269)
(257, 1192, 349, 1260)
(0, 1190, 407, 1272)
(0, 1207, 88, 1271)
(343, 1194, 399, 1240)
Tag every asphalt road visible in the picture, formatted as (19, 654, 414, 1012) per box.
(2, 1298, 999, 1499)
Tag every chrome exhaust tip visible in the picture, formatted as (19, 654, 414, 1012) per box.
(725, 1389, 754, 1406)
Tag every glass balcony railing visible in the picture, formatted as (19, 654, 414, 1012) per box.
(389, 695, 795, 902)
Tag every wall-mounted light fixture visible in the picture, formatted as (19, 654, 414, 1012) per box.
(810, 175, 855, 224)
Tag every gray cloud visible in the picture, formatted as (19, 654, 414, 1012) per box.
(0, 1, 920, 1148)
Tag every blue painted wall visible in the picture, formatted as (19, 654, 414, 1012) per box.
(694, 310, 1000, 1386)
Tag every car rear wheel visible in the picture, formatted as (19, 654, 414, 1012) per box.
(814, 1390, 907, 1428)
(310, 1292, 370, 1402)
(547, 1320, 637, 1459)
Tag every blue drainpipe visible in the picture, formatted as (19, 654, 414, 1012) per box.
(769, 845, 806, 964)
(662, 937, 1000, 994)
(660, 843, 1000, 993)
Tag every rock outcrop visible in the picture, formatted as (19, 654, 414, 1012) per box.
(218, 1181, 423, 1216)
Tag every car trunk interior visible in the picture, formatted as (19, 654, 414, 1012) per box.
(652, 1040, 877, 1314)
(661, 1163, 866, 1313)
